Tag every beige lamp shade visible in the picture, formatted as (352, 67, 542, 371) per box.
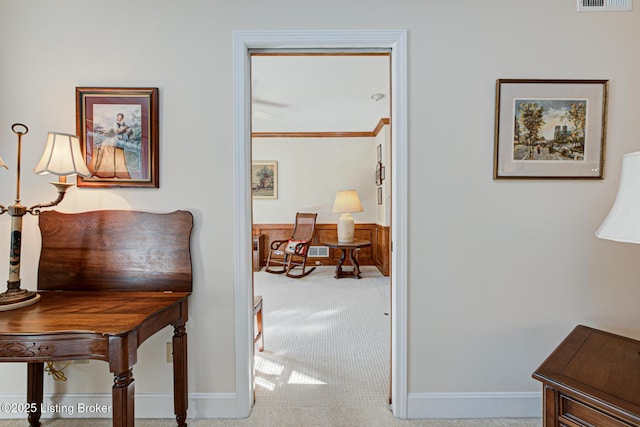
(332, 190, 363, 243)
(33, 132, 91, 177)
(332, 190, 364, 214)
(595, 151, 640, 244)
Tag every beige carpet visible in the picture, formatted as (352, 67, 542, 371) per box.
(253, 265, 390, 408)
(0, 267, 541, 426)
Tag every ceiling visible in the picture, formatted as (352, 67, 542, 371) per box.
(251, 54, 390, 134)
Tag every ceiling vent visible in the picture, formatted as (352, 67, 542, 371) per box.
(577, 0, 632, 11)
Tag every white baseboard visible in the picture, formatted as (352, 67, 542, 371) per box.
(407, 392, 542, 419)
(135, 392, 239, 419)
(187, 393, 238, 419)
(0, 392, 238, 419)
(0, 391, 540, 420)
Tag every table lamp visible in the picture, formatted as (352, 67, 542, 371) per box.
(0, 123, 91, 311)
(332, 189, 363, 243)
(595, 151, 640, 243)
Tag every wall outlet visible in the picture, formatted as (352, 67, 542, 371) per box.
(166, 342, 173, 363)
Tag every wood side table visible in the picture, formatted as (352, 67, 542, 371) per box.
(0, 209, 194, 427)
(323, 239, 371, 279)
(532, 325, 640, 427)
(0, 291, 190, 427)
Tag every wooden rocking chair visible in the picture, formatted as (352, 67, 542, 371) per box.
(265, 212, 317, 278)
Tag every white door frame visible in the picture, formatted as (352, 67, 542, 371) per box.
(232, 29, 408, 418)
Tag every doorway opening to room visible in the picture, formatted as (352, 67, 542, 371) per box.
(250, 52, 392, 410)
(233, 29, 408, 419)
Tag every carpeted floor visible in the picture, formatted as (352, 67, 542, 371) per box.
(0, 267, 541, 426)
(253, 265, 391, 409)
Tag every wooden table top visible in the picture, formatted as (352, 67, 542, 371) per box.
(533, 324, 640, 414)
(0, 291, 190, 336)
(323, 238, 371, 249)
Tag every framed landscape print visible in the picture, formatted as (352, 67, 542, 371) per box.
(252, 161, 278, 199)
(494, 79, 608, 179)
(76, 87, 159, 188)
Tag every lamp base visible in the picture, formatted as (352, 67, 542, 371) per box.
(337, 213, 355, 243)
(0, 289, 41, 311)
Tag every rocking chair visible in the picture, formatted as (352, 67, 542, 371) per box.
(265, 212, 317, 278)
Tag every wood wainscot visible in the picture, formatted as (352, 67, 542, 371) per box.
(253, 223, 390, 276)
(373, 223, 390, 276)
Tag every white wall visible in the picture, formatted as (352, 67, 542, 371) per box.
(1, 0, 640, 420)
(252, 137, 377, 224)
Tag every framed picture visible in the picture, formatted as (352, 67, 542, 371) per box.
(252, 161, 278, 199)
(494, 79, 608, 179)
(76, 87, 159, 188)
(375, 162, 385, 186)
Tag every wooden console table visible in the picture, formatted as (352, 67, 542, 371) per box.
(323, 239, 371, 279)
(532, 325, 640, 427)
(0, 210, 193, 427)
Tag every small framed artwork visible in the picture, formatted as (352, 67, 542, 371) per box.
(375, 162, 385, 186)
(252, 161, 278, 199)
(377, 187, 382, 205)
(76, 87, 159, 188)
(494, 79, 608, 179)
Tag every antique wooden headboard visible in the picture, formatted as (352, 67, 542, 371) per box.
(37, 210, 193, 292)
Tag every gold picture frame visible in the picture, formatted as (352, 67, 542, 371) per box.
(76, 87, 159, 188)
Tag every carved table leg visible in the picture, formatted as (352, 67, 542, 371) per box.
(334, 248, 362, 279)
(347, 248, 362, 279)
(112, 369, 135, 427)
(334, 249, 347, 278)
(173, 323, 188, 427)
(27, 362, 43, 427)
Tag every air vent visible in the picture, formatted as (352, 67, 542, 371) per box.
(307, 246, 329, 258)
(577, 0, 632, 11)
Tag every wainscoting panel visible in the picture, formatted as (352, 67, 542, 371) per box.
(374, 224, 390, 276)
(253, 223, 390, 276)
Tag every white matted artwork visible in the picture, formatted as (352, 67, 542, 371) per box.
(252, 161, 278, 199)
(494, 79, 608, 179)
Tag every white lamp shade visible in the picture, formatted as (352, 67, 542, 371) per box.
(595, 151, 640, 243)
(33, 132, 91, 177)
(332, 190, 363, 214)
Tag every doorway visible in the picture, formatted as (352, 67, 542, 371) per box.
(232, 29, 408, 419)
(250, 52, 392, 409)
